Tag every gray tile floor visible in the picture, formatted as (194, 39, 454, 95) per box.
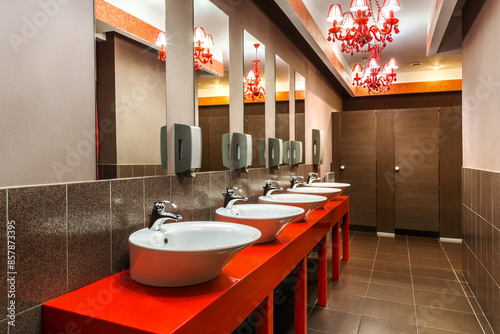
(272, 227, 496, 334)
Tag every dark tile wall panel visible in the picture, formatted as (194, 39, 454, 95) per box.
(7, 185, 67, 313)
(462, 167, 500, 333)
(67, 181, 112, 291)
(110, 178, 145, 274)
(1, 165, 314, 332)
(0, 189, 6, 322)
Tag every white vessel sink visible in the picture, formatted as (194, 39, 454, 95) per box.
(258, 193, 326, 221)
(287, 187, 342, 208)
(215, 204, 304, 243)
(304, 182, 351, 193)
(129, 221, 261, 287)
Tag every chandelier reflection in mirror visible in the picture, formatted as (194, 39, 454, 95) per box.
(326, 0, 400, 55)
(244, 43, 265, 101)
(156, 32, 166, 63)
(194, 27, 214, 71)
(352, 47, 398, 94)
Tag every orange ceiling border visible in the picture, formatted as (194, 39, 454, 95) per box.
(352, 79, 462, 96)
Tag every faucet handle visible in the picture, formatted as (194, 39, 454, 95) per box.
(264, 180, 279, 185)
(291, 176, 304, 180)
(309, 172, 318, 177)
(224, 186, 241, 196)
(153, 200, 177, 212)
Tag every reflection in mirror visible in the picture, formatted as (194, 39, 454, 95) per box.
(275, 55, 290, 146)
(295, 71, 306, 164)
(244, 30, 266, 168)
(194, 0, 230, 172)
(95, 1, 167, 179)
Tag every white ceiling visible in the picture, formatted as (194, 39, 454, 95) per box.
(302, 0, 462, 84)
(99, 0, 463, 91)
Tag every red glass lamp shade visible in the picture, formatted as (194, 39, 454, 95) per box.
(349, 0, 369, 11)
(382, 0, 400, 13)
(341, 12, 355, 29)
(327, 4, 343, 23)
(386, 57, 398, 70)
(205, 34, 214, 48)
(194, 27, 206, 43)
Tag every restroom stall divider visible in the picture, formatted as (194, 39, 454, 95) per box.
(333, 107, 462, 237)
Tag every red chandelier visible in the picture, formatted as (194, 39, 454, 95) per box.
(352, 47, 398, 94)
(155, 32, 166, 63)
(244, 43, 265, 101)
(194, 27, 214, 71)
(327, 0, 400, 54)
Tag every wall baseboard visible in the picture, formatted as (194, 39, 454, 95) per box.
(440, 237, 462, 243)
(377, 232, 395, 238)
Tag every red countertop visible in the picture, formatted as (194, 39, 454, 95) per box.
(43, 197, 349, 334)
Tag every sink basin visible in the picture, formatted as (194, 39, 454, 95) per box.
(129, 221, 261, 287)
(304, 182, 351, 193)
(287, 187, 342, 208)
(215, 204, 304, 243)
(258, 193, 326, 221)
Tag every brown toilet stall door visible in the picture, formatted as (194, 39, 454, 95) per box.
(336, 107, 453, 233)
(394, 108, 439, 232)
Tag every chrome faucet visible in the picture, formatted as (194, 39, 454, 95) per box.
(263, 180, 283, 196)
(307, 172, 321, 184)
(290, 176, 306, 189)
(148, 201, 183, 231)
(223, 187, 248, 209)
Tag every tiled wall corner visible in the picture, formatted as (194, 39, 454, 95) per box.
(462, 167, 500, 333)
(110, 178, 145, 274)
(67, 181, 112, 292)
(7, 185, 67, 313)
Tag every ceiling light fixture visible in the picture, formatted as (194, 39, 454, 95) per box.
(244, 43, 265, 101)
(352, 47, 398, 94)
(326, 0, 400, 55)
(156, 32, 166, 63)
(194, 27, 214, 71)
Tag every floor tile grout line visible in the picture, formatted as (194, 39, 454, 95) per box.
(406, 234, 420, 334)
(438, 239, 492, 334)
(356, 234, 380, 334)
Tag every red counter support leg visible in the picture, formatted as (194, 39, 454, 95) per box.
(332, 222, 340, 280)
(294, 257, 307, 334)
(317, 235, 328, 306)
(255, 293, 273, 334)
(342, 212, 349, 261)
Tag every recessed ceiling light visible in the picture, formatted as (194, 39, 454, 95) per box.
(433, 65, 440, 70)
(362, 57, 368, 62)
(411, 62, 422, 66)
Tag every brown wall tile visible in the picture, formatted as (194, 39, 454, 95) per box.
(170, 175, 193, 221)
(119, 165, 133, 178)
(10, 305, 42, 334)
(110, 178, 145, 274)
(132, 165, 145, 178)
(8, 185, 67, 313)
(67, 181, 111, 291)
(230, 170, 249, 197)
(0, 189, 6, 320)
(144, 165, 156, 177)
(209, 171, 227, 220)
(248, 168, 263, 203)
(144, 175, 171, 225)
(192, 173, 211, 221)
(494, 227, 500, 284)
(480, 170, 492, 221)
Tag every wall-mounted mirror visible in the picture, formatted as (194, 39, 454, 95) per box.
(194, 0, 230, 172)
(95, 1, 167, 179)
(243, 30, 266, 168)
(275, 55, 290, 144)
(295, 71, 306, 164)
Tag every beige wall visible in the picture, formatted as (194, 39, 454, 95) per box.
(462, 0, 500, 171)
(0, 0, 95, 187)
